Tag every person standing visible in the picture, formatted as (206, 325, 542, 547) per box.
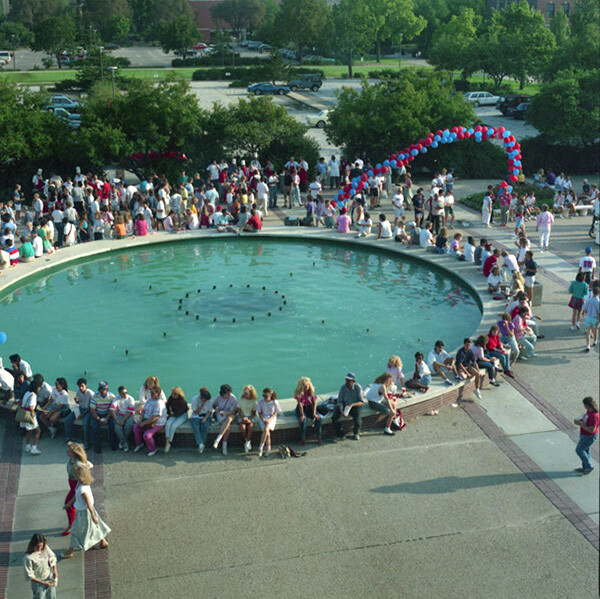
(536, 204, 554, 251)
(481, 190, 493, 228)
(328, 155, 340, 189)
(568, 273, 589, 331)
(578, 246, 596, 284)
(573, 397, 599, 475)
(62, 442, 92, 537)
(332, 373, 365, 441)
(256, 177, 269, 217)
(60, 464, 110, 558)
(23, 533, 58, 598)
(20, 378, 42, 455)
(582, 284, 600, 352)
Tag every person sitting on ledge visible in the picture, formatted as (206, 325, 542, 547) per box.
(405, 352, 431, 393)
(455, 338, 482, 399)
(241, 208, 262, 233)
(336, 207, 351, 233)
(427, 341, 461, 386)
(332, 373, 365, 441)
(366, 372, 399, 436)
(212, 384, 238, 455)
(133, 386, 167, 457)
(294, 377, 324, 446)
(257, 387, 281, 457)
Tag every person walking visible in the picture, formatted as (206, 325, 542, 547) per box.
(61, 464, 110, 558)
(61, 443, 93, 537)
(573, 397, 599, 475)
(23, 533, 58, 598)
(536, 204, 554, 251)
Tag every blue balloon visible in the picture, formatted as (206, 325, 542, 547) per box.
(502, 131, 510, 138)
(431, 141, 438, 148)
(451, 132, 458, 140)
(337, 201, 344, 209)
(468, 128, 474, 135)
(475, 137, 482, 142)
(411, 149, 418, 156)
(443, 129, 450, 136)
(487, 127, 495, 135)
(507, 141, 515, 147)
(367, 169, 374, 176)
(513, 169, 519, 175)
(514, 160, 521, 166)
(0, 332, 6, 345)
(376, 163, 382, 169)
(383, 160, 390, 167)
(390, 160, 397, 168)
(508, 186, 513, 193)
(421, 147, 427, 153)
(434, 135, 441, 142)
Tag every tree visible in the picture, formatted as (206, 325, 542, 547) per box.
(0, 20, 33, 52)
(104, 15, 132, 43)
(81, 0, 131, 40)
(156, 15, 199, 59)
(549, 9, 569, 46)
(210, 0, 266, 38)
(478, 0, 556, 89)
(527, 68, 599, 146)
(332, 0, 374, 78)
(32, 15, 77, 68)
(81, 78, 205, 179)
(365, 0, 426, 63)
(130, 0, 193, 37)
(8, 0, 66, 29)
(326, 69, 475, 160)
(274, 0, 330, 60)
(428, 8, 479, 79)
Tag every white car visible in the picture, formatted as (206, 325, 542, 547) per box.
(463, 91, 501, 107)
(306, 110, 329, 128)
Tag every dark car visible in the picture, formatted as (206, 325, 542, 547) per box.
(247, 82, 290, 96)
(496, 94, 531, 116)
(287, 74, 322, 92)
(507, 102, 531, 120)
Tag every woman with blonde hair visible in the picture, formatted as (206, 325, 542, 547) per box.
(164, 387, 189, 452)
(386, 356, 404, 393)
(366, 373, 399, 435)
(62, 442, 93, 537)
(61, 464, 110, 558)
(511, 270, 525, 296)
(237, 385, 257, 453)
(294, 377, 323, 445)
(138, 376, 165, 413)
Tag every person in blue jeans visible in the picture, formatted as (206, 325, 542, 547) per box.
(90, 381, 118, 453)
(64, 378, 94, 449)
(190, 387, 213, 453)
(574, 396, 599, 475)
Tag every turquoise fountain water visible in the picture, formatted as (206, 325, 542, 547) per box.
(0, 238, 481, 397)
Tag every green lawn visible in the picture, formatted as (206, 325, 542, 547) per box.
(466, 73, 540, 96)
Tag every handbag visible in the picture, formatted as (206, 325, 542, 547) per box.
(15, 407, 35, 425)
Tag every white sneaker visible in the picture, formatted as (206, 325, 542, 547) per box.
(164, 442, 170, 453)
(49, 426, 57, 439)
(258, 450, 263, 457)
(198, 444, 205, 453)
(247, 441, 252, 452)
(575, 322, 581, 329)
(133, 444, 143, 453)
(25, 444, 31, 453)
(30, 446, 41, 455)
(123, 445, 129, 453)
(148, 450, 157, 457)
(474, 389, 482, 399)
(244, 441, 250, 453)
(570, 325, 577, 331)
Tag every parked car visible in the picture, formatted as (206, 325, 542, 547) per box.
(47, 107, 81, 129)
(259, 43, 272, 53)
(46, 94, 81, 112)
(247, 82, 290, 96)
(287, 74, 322, 92)
(496, 94, 531, 115)
(193, 42, 208, 50)
(246, 41, 263, 50)
(0, 50, 13, 65)
(306, 110, 329, 128)
(506, 102, 531, 120)
(174, 49, 198, 57)
(463, 91, 501, 107)
(104, 42, 120, 50)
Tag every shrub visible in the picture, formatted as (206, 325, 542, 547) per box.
(191, 66, 324, 83)
(172, 55, 264, 67)
(520, 136, 600, 175)
(459, 183, 554, 212)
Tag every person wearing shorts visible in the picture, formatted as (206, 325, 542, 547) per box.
(582, 286, 600, 352)
(568, 272, 589, 331)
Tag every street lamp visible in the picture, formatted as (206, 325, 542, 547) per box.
(98, 46, 104, 83)
(107, 66, 117, 99)
(10, 34, 16, 71)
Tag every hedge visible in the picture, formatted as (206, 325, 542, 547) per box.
(520, 136, 599, 175)
(192, 66, 324, 84)
(172, 55, 264, 68)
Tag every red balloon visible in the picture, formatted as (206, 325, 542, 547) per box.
(373, 168, 380, 175)
(381, 166, 388, 174)
(509, 175, 518, 182)
(390, 154, 397, 161)
(436, 130, 443, 137)
(457, 132, 464, 140)
(427, 132, 435, 139)
(357, 181, 365, 190)
(474, 125, 482, 133)
(361, 173, 368, 181)
(423, 137, 432, 146)
(415, 144, 423, 151)
(344, 193, 351, 199)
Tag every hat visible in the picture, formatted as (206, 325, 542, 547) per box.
(98, 381, 108, 390)
(76, 166, 81, 174)
(409, 221, 416, 228)
(585, 246, 592, 254)
(345, 372, 356, 381)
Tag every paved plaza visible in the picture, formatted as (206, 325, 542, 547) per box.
(1, 180, 598, 598)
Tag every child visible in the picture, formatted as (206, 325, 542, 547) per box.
(257, 388, 281, 457)
(404, 352, 431, 393)
(582, 284, 600, 352)
(568, 272, 589, 331)
(336, 207, 351, 233)
(578, 246, 596, 284)
(514, 208, 525, 239)
(463, 236, 475, 262)
(393, 219, 411, 244)
(450, 232, 464, 260)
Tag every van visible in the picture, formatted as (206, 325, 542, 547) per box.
(0, 51, 13, 64)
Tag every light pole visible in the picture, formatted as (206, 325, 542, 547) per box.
(10, 34, 16, 71)
(107, 66, 117, 99)
(98, 46, 104, 83)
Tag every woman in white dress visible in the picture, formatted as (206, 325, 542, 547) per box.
(61, 464, 110, 558)
(21, 378, 42, 455)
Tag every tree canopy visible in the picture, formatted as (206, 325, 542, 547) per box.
(155, 15, 200, 58)
(273, 0, 329, 59)
(210, 0, 267, 37)
(32, 14, 77, 68)
(326, 69, 475, 159)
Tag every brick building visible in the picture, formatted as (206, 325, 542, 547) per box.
(188, 0, 223, 41)
(486, 0, 575, 21)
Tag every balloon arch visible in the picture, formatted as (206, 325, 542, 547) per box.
(335, 124, 522, 207)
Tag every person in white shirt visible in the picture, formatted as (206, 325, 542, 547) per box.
(328, 155, 340, 189)
(482, 193, 492, 227)
(256, 179, 269, 216)
(31, 230, 43, 257)
(376, 214, 393, 240)
(207, 160, 219, 183)
(444, 190, 455, 228)
(419, 222, 435, 249)
(110, 386, 135, 452)
(426, 341, 460, 385)
(487, 265, 505, 295)
(33, 195, 44, 219)
(392, 188, 405, 226)
(308, 178, 322, 198)
(356, 212, 372, 237)
(10, 354, 32, 379)
(0, 357, 14, 403)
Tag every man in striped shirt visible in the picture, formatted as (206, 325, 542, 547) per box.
(90, 381, 117, 453)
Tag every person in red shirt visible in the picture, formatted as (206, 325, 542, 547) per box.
(242, 209, 262, 232)
(574, 397, 599, 474)
(483, 248, 500, 277)
(485, 324, 514, 378)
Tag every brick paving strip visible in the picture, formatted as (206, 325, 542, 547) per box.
(0, 423, 21, 599)
(84, 453, 112, 599)
(461, 400, 599, 550)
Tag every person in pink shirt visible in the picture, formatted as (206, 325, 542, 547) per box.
(337, 207, 351, 233)
(535, 204, 555, 251)
(499, 190, 512, 226)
